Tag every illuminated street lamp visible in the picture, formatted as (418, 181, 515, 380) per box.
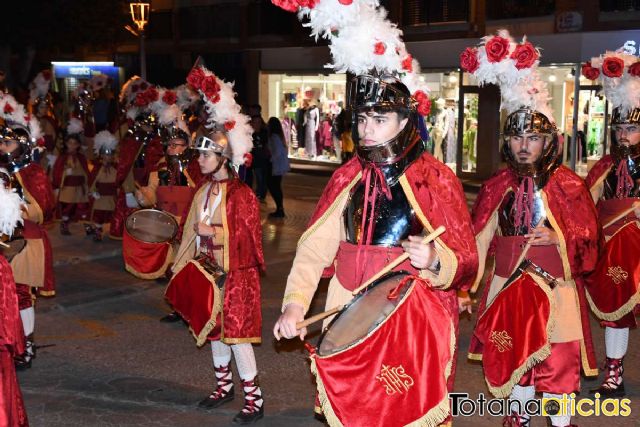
(129, 2, 150, 79)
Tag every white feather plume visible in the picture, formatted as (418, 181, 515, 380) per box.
(589, 50, 640, 116)
(89, 74, 109, 92)
(67, 117, 84, 135)
(0, 179, 24, 237)
(175, 84, 200, 111)
(189, 66, 253, 167)
(299, 0, 379, 40)
(93, 130, 118, 155)
(29, 70, 52, 103)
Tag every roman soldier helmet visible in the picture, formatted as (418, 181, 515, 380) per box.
(119, 76, 160, 138)
(186, 65, 253, 169)
(583, 50, 640, 161)
(461, 30, 559, 182)
(149, 87, 191, 147)
(0, 93, 44, 172)
(93, 130, 118, 157)
(271, 0, 432, 166)
(65, 117, 84, 143)
(29, 69, 54, 114)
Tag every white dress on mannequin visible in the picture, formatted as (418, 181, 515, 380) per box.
(304, 107, 319, 158)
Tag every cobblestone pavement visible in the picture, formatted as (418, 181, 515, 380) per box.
(18, 172, 638, 426)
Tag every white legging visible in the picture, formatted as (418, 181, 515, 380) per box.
(20, 307, 35, 336)
(211, 341, 257, 381)
(605, 327, 629, 359)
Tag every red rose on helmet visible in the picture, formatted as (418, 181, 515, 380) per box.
(36, 137, 45, 147)
(271, 0, 318, 12)
(510, 42, 538, 70)
(243, 152, 253, 167)
(187, 68, 206, 90)
(485, 36, 510, 63)
(143, 87, 159, 103)
(3, 103, 13, 114)
(134, 92, 148, 107)
(373, 42, 386, 55)
(602, 57, 624, 78)
(162, 90, 177, 105)
(202, 76, 221, 102)
(401, 55, 413, 72)
(628, 61, 640, 77)
(224, 120, 236, 131)
(581, 62, 600, 80)
(413, 90, 431, 116)
(460, 47, 479, 73)
(338, 0, 353, 4)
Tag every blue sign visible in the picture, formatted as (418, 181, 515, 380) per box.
(52, 62, 121, 85)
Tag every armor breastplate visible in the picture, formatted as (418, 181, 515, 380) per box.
(158, 164, 189, 187)
(344, 140, 425, 246)
(498, 186, 549, 236)
(602, 157, 640, 200)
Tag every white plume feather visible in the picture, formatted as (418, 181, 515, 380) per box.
(0, 179, 24, 237)
(589, 50, 640, 115)
(67, 117, 84, 135)
(93, 130, 118, 155)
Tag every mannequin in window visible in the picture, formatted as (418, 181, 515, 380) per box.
(304, 102, 319, 159)
(444, 100, 457, 165)
(432, 98, 446, 162)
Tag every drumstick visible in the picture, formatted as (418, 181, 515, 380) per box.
(295, 304, 344, 330)
(173, 214, 210, 267)
(603, 201, 640, 229)
(0, 241, 9, 248)
(351, 226, 446, 296)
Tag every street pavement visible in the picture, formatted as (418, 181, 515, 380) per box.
(18, 172, 639, 426)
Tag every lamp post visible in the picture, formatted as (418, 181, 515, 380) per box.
(129, 2, 150, 80)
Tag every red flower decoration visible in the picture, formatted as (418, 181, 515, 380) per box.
(485, 36, 510, 63)
(401, 55, 413, 72)
(134, 92, 148, 107)
(243, 152, 253, 167)
(162, 90, 177, 105)
(143, 87, 159, 103)
(338, 0, 353, 4)
(42, 70, 52, 80)
(224, 120, 236, 131)
(460, 47, 479, 73)
(187, 67, 206, 90)
(36, 137, 45, 147)
(581, 62, 600, 80)
(602, 57, 625, 78)
(271, 0, 319, 12)
(3, 103, 13, 114)
(510, 42, 538, 70)
(629, 62, 640, 77)
(413, 90, 431, 116)
(201, 76, 221, 102)
(373, 42, 386, 55)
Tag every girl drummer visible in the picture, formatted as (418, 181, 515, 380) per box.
(168, 125, 265, 424)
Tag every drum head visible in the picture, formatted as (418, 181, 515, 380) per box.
(318, 271, 413, 357)
(1, 238, 26, 262)
(125, 209, 178, 243)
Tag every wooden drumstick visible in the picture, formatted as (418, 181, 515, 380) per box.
(0, 241, 9, 248)
(351, 225, 446, 296)
(295, 304, 344, 330)
(173, 214, 210, 267)
(603, 201, 640, 229)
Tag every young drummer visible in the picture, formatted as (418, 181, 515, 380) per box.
(87, 130, 119, 242)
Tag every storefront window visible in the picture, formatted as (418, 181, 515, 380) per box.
(260, 73, 347, 164)
(419, 70, 461, 171)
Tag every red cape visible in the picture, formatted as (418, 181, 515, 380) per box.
(470, 166, 600, 374)
(585, 155, 614, 190)
(51, 153, 90, 190)
(0, 257, 28, 427)
(306, 154, 477, 291)
(17, 163, 55, 224)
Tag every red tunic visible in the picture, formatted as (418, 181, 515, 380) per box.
(0, 256, 29, 427)
(13, 164, 56, 297)
(469, 166, 600, 375)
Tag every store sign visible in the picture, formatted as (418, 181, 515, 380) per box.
(622, 40, 638, 55)
(51, 62, 120, 81)
(556, 11, 583, 33)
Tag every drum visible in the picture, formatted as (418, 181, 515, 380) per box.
(311, 271, 454, 427)
(123, 209, 178, 279)
(474, 260, 557, 398)
(165, 258, 226, 346)
(585, 220, 640, 322)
